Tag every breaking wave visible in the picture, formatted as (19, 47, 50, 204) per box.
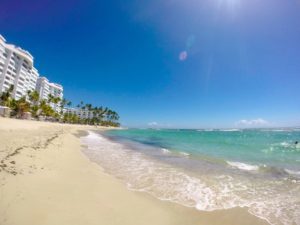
(81, 131, 300, 225)
(227, 161, 259, 171)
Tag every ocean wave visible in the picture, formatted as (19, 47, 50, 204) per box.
(179, 151, 190, 157)
(260, 129, 292, 132)
(197, 129, 214, 132)
(280, 141, 290, 147)
(161, 148, 190, 157)
(81, 131, 300, 225)
(227, 161, 259, 171)
(161, 148, 171, 154)
(271, 141, 300, 151)
(219, 129, 240, 132)
(272, 129, 290, 132)
(259, 166, 295, 178)
(285, 169, 300, 176)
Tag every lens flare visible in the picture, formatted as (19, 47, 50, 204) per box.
(179, 51, 188, 61)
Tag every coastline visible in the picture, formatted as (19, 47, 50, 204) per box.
(0, 118, 268, 225)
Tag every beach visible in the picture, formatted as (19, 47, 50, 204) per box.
(0, 117, 268, 225)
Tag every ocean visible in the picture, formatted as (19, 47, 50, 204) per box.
(81, 128, 300, 225)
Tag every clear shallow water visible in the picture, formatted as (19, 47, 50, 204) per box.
(81, 128, 300, 225)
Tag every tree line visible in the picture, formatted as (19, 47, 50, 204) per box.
(0, 85, 120, 127)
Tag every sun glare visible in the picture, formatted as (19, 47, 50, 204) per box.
(217, 0, 241, 12)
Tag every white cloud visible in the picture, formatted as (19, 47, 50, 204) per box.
(235, 118, 270, 127)
(148, 121, 158, 127)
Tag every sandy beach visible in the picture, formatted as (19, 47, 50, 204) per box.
(0, 117, 268, 225)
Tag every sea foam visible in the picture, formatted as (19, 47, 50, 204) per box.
(285, 169, 300, 176)
(179, 151, 190, 157)
(227, 161, 259, 171)
(219, 129, 240, 132)
(81, 131, 300, 225)
(161, 148, 171, 154)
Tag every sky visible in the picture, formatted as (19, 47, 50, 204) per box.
(1, 0, 300, 128)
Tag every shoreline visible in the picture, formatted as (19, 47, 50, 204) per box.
(0, 117, 268, 225)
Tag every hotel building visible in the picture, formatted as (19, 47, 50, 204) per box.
(0, 35, 39, 100)
(36, 77, 63, 112)
(0, 34, 64, 112)
(64, 108, 94, 119)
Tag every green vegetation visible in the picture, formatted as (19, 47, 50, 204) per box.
(0, 85, 120, 127)
(63, 101, 120, 127)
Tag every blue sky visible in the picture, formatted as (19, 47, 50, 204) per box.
(1, 0, 300, 128)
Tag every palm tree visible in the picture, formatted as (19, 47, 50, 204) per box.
(48, 94, 61, 105)
(0, 85, 14, 107)
(79, 101, 84, 109)
(27, 90, 40, 105)
(110, 111, 119, 121)
(60, 98, 68, 114)
(86, 104, 92, 111)
(12, 97, 31, 118)
(39, 100, 55, 117)
(59, 98, 71, 114)
(53, 97, 61, 105)
(47, 94, 54, 104)
(26, 91, 40, 118)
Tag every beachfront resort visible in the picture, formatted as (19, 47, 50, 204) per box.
(0, 34, 119, 126)
(1, 0, 299, 224)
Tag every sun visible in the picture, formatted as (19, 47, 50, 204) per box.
(217, 0, 241, 11)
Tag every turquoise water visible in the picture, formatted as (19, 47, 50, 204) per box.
(81, 128, 300, 225)
(105, 128, 300, 172)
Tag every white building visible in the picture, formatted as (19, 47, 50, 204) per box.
(36, 77, 63, 112)
(0, 34, 64, 113)
(64, 108, 94, 119)
(0, 35, 39, 100)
